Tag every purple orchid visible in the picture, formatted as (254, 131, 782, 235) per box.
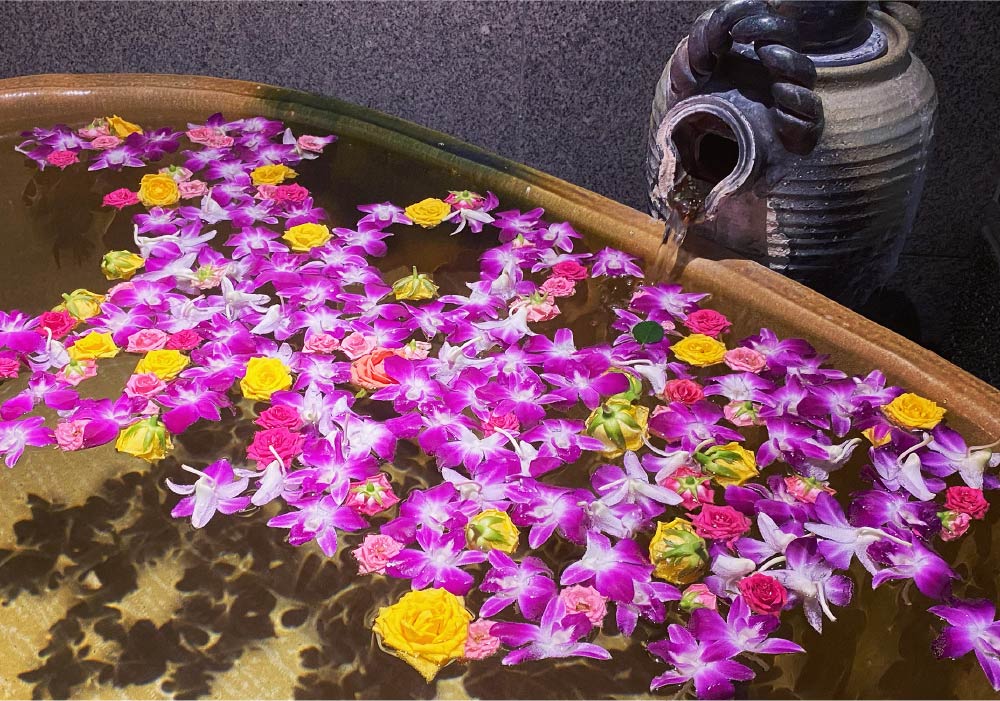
(492, 596, 610, 665)
(690, 595, 805, 656)
(480, 550, 558, 620)
(648, 624, 754, 699)
(0, 417, 55, 467)
(930, 598, 1000, 690)
(167, 460, 251, 528)
(386, 527, 487, 595)
(560, 532, 652, 602)
(768, 537, 854, 633)
(267, 492, 367, 557)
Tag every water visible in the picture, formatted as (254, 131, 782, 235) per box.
(0, 116, 997, 700)
(656, 175, 712, 277)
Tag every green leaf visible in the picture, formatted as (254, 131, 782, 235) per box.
(632, 320, 664, 345)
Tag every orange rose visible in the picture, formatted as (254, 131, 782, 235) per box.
(350, 348, 398, 390)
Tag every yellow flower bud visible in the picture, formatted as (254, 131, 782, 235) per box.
(58, 289, 105, 321)
(466, 509, 520, 553)
(585, 399, 649, 458)
(649, 518, 708, 585)
(392, 267, 439, 301)
(101, 250, 146, 281)
(115, 416, 173, 462)
(106, 115, 143, 137)
(699, 442, 759, 486)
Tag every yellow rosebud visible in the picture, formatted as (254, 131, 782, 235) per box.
(106, 115, 143, 137)
(240, 357, 293, 401)
(373, 588, 472, 682)
(585, 398, 649, 458)
(282, 223, 331, 252)
(649, 518, 708, 585)
(404, 198, 452, 228)
(250, 164, 297, 186)
(672, 333, 727, 367)
(58, 289, 105, 321)
(67, 331, 119, 361)
(115, 416, 173, 462)
(100, 250, 146, 281)
(699, 442, 759, 487)
(137, 173, 180, 208)
(882, 392, 946, 430)
(135, 349, 190, 381)
(392, 267, 439, 301)
(466, 509, 520, 553)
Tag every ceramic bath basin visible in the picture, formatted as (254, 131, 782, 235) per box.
(0, 74, 997, 700)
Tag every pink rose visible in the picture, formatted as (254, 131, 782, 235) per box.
(102, 188, 140, 209)
(46, 150, 79, 169)
(352, 534, 404, 575)
(659, 466, 713, 510)
(165, 329, 202, 351)
(724, 400, 759, 427)
(178, 180, 208, 199)
(464, 619, 501, 660)
(246, 427, 306, 465)
(481, 412, 520, 437)
(346, 474, 400, 516)
(55, 419, 89, 451)
(340, 332, 377, 360)
(683, 309, 732, 337)
(539, 276, 577, 298)
(303, 333, 340, 354)
(161, 166, 193, 182)
(944, 486, 989, 520)
(126, 328, 168, 353)
(783, 475, 835, 504)
(724, 347, 766, 373)
(737, 573, 788, 616)
(35, 310, 77, 339)
(395, 341, 432, 360)
(186, 126, 219, 144)
(206, 132, 235, 149)
(63, 359, 97, 386)
(510, 297, 560, 323)
(0, 355, 20, 379)
(692, 504, 751, 545)
(255, 184, 279, 200)
(297, 135, 329, 153)
(940, 511, 972, 541)
(124, 372, 167, 399)
(662, 379, 704, 405)
(273, 184, 309, 203)
(78, 124, 109, 138)
(552, 260, 589, 280)
(255, 405, 303, 431)
(680, 583, 718, 612)
(89, 135, 122, 150)
(350, 349, 397, 390)
(558, 585, 607, 626)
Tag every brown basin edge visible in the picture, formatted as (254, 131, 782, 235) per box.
(1, 72, 997, 441)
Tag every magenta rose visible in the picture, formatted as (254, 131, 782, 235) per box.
(692, 504, 751, 545)
(0, 355, 19, 379)
(35, 310, 77, 339)
(46, 150, 79, 169)
(944, 486, 989, 520)
(737, 573, 788, 616)
(247, 426, 306, 465)
(273, 184, 310, 203)
(683, 309, 732, 337)
(255, 405, 304, 431)
(662, 378, 704, 405)
(481, 412, 520, 436)
(102, 188, 140, 209)
(126, 328, 168, 353)
(165, 329, 202, 351)
(724, 347, 766, 373)
(552, 260, 589, 280)
(539, 275, 577, 298)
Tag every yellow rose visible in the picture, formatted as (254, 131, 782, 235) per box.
(882, 392, 946, 430)
(101, 250, 146, 281)
(404, 198, 452, 228)
(373, 588, 472, 681)
(672, 333, 727, 367)
(700, 442, 758, 487)
(135, 349, 190, 381)
(250, 164, 297, 186)
(466, 509, 520, 553)
(392, 267, 439, 301)
(58, 289, 105, 321)
(115, 416, 173, 462)
(106, 115, 143, 137)
(282, 223, 331, 252)
(137, 173, 180, 208)
(649, 518, 708, 585)
(67, 331, 119, 361)
(585, 399, 649, 458)
(240, 357, 293, 401)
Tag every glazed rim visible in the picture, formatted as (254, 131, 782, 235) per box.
(0, 72, 995, 442)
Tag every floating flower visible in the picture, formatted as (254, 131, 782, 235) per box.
(404, 197, 451, 228)
(683, 309, 731, 337)
(585, 398, 648, 457)
(723, 347, 766, 373)
(698, 442, 758, 487)
(347, 473, 400, 515)
(106, 114, 143, 137)
(282, 222, 331, 252)
(680, 583, 717, 613)
(137, 173, 180, 208)
(466, 508, 520, 553)
(126, 329, 168, 353)
(115, 416, 172, 462)
(692, 504, 751, 546)
(944, 486, 989, 520)
(45, 150, 78, 169)
(392, 267, 439, 301)
(372, 588, 473, 681)
(559, 584, 608, 625)
(58, 289, 104, 321)
(672, 334, 727, 367)
(100, 250, 146, 281)
(883, 392, 946, 430)
(350, 348, 397, 390)
(250, 163, 297, 185)
(939, 510, 972, 541)
(34, 310, 77, 339)
(649, 518, 708, 585)
(353, 534, 404, 575)
(464, 619, 501, 660)
(662, 378, 704, 404)
(102, 188, 140, 209)
(737, 573, 788, 616)
(240, 357, 293, 401)
(67, 331, 119, 361)
(135, 348, 190, 381)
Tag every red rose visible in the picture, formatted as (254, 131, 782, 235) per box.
(737, 573, 788, 616)
(552, 260, 589, 281)
(35, 310, 77, 340)
(691, 504, 751, 545)
(46, 149, 79, 169)
(662, 379, 704, 404)
(683, 309, 732, 338)
(273, 184, 309, 203)
(165, 329, 202, 351)
(102, 188, 140, 210)
(944, 486, 989, 520)
(255, 405, 304, 431)
(246, 427, 305, 465)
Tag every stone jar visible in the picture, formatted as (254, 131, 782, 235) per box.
(647, 5, 937, 307)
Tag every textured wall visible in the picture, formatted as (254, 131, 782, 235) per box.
(0, 0, 997, 385)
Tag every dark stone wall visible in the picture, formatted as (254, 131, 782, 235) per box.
(1, 1, 997, 385)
